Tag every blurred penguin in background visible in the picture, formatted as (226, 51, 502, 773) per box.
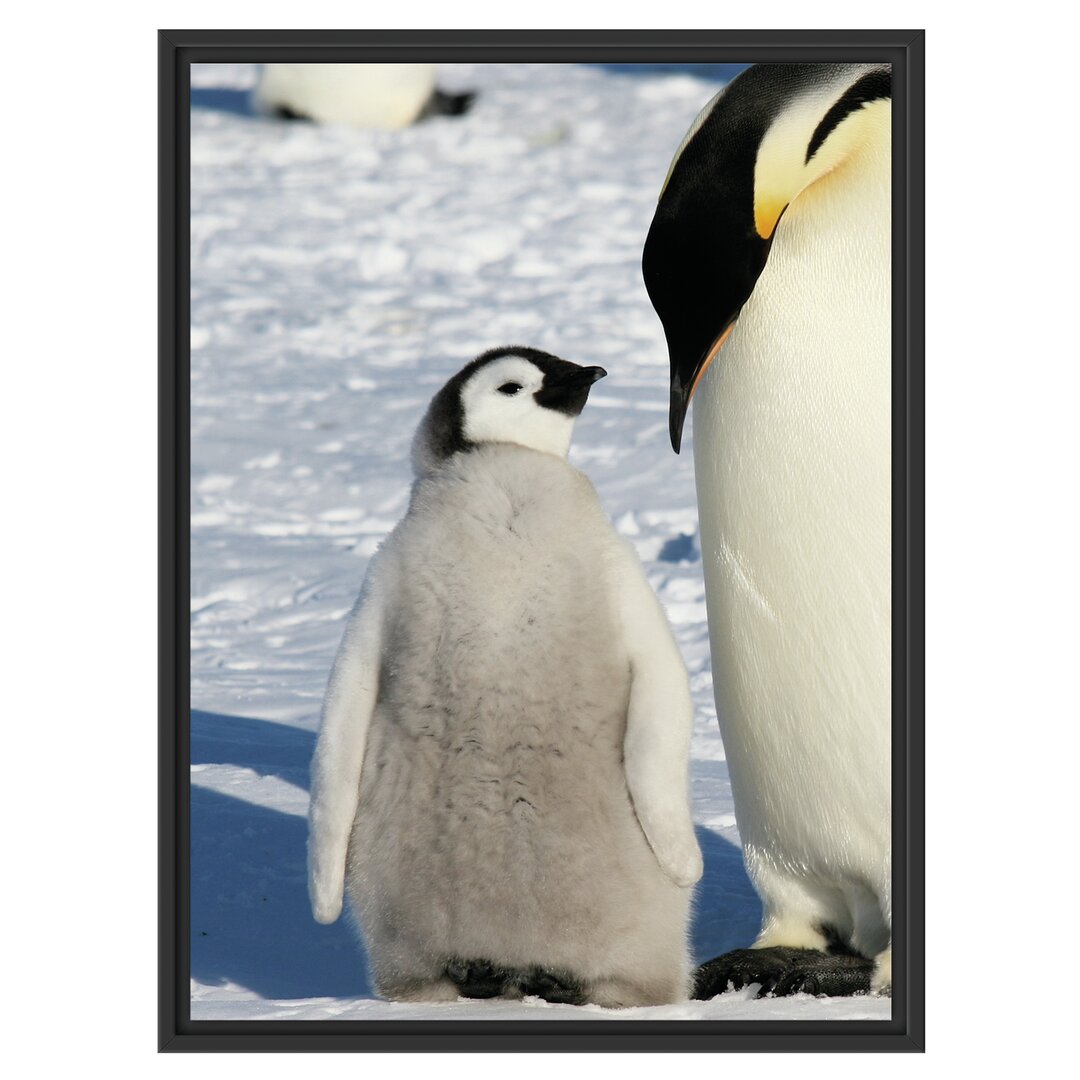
(254, 64, 475, 130)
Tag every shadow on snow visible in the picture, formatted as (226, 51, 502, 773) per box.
(190, 709, 759, 1002)
(587, 63, 751, 82)
(190, 86, 256, 117)
(191, 712, 371, 999)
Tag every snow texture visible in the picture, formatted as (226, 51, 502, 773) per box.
(189, 61, 891, 1023)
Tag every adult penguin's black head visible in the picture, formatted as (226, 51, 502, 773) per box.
(642, 63, 892, 452)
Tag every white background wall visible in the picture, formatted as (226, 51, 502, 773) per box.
(4, 3, 1073, 1074)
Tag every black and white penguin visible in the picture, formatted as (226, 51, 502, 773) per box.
(308, 347, 702, 1006)
(642, 64, 893, 997)
(254, 64, 474, 129)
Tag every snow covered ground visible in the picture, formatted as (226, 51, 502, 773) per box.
(188, 61, 891, 1023)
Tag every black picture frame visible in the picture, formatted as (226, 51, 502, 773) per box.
(161, 28, 924, 1053)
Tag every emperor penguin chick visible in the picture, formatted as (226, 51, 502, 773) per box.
(308, 346, 702, 1007)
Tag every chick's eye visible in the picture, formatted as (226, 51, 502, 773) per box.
(497, 382, 523, 396)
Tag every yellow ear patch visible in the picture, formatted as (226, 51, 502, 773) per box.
(752, 83, 890, 240)
(752, 87, 834, 240)
(754, 195, 789, 241)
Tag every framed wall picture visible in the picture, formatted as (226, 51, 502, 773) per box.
(161, 28, 924, 1052)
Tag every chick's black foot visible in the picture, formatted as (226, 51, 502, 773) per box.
(519, 967, 587, 1005)
(693, 946, 875, 999)
(446, 958, 588, 1004)
(445, 957, 513, 999)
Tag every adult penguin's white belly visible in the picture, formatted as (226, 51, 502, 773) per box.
(693, 135, 891, 958)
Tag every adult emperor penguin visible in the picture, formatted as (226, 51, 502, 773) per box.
(642, 63, 892, 997)
(308, 347, 702, 1006)
(254, 64, 474, 129)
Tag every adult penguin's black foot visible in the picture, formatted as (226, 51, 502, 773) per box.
(692, 947, 875, 999)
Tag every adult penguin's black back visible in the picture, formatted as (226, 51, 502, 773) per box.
(642, 63, 893, 998)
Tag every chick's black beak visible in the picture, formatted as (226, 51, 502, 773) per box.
(534, 365, 607, 416)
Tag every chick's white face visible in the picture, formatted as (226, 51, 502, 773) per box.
(460, 356, 577, 459)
